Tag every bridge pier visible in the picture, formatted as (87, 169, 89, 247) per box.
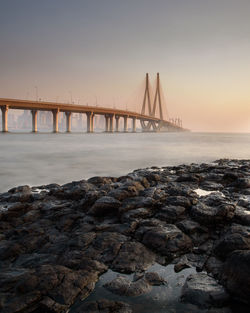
(87, 112, 94, 133)
(115, 116, 120, 132)
(52, 109, 59, 133)
(31, 110, 38, 133)
(65, 112, 72, 133)
(123, 116, 128, 132)
(91, 113, 94, 132)
(109, 115, 114, 132)
(1, 105, 8, 132)
(105, 115, 109, 132)
(132, 118, 136, 132)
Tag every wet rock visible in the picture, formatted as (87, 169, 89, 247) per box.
(0, 265, 97, 312)
(177, 219, 208, 235)
(232, 177, 250, 189)
(8, 185, 31, 194)
(38, 296, 69, 312)
(142, 271, 166, 285)
(104, 275, 152, 297)
(200, 181, 224, 191)
(120, 207, 153, 223)
(84, 232, 127, 264)
(104, 271, 165, 297)
(1, 159, 250, 313)
(62, 181, 96, 200)
(112, 241, 155, 273)
(205, 257, 224, 280)
(191, 195, 235, 226)
(155, 205, 186, 223)
(233, 206, 250, 226)
(222, 250, 250, 304)
(214, 224, 250, 258)
(176, 173, 202, 183)
(79, 299, 132, 313)
(141, 224, 193, 257)
(120, 196, 154, 213)
(87, 176, 115, 187)
(181, 272, 229, 308)
(88, 196, 121, 216)
(165, 196, 192, 209)
(174, 255, 192, 272)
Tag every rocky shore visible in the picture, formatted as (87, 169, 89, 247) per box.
(0, 159, 250, 313)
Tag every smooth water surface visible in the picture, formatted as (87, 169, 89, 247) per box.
(0, 132, 250, 192)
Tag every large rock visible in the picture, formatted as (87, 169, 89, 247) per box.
(88, 196, 121, 216)
(0, 265, 99, 313)
(233, 206, 250, 226)
(104, 272, 165, 297)
(222, 250, 250, 304)
(111, 241, 155, 273)
(141, 224, 192, 257)
(120, 196, 154, 213)
(79, 299, 132, 313)
(155, 205, 186, 223)
(120, 207, 153, 223)
(84, 232, 127, 265)
(181, 273, 229, 308)
(191, 194, 235, 226)
(214, 224, 250, 258)
(104, 275, 152, 297)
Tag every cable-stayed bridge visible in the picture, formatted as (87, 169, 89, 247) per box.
(0, 73, 187, 133)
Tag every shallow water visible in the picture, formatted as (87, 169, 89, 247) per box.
(70, 264, 201, 313)
(1, 132, 250, 192)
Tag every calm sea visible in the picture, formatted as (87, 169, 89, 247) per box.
(0, 131, 250, 193)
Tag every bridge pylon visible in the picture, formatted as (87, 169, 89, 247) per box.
(141, 73, 152, 131)
(141, 72, 164, 132)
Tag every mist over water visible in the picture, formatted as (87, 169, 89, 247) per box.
(0, 132, 250, 193)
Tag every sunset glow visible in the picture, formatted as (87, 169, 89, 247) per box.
(1, 0, 250, 132)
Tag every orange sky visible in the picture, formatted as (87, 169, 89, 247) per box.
(1, 0, 250, 132)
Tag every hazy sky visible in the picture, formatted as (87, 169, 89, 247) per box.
(1, 0, 250, 132)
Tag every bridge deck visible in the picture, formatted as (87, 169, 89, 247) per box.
(0, 98, 171, 123)
(0, 98, 186, 131)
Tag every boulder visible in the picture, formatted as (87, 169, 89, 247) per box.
(214, 224, 250, 258)
(78, 299, 132, 313)
(191, 197, 235, 226)
(155, 205, 186, 223)
(88, 196, 121, 216)
(141, 224, 192, 257)
(104, 275, 152, 297)
(222, 250, 250, 304)
(111, 241, 155, 273)
(181, 273, 229, 308)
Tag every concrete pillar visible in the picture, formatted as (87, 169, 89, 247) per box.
(1, 105, 8, 132)
(123, 116, 128, 132)
(115, 116, 120, 132)
(65, 112, 72, 132)
(132, 117, 136, 132)
(31, 110, 38, 133)
(91, 113, 94, 132)
(105, 115, 109, 132)
(52, 109, 59, 133)
(109, 115, 114, 132)
(86, 112, 91, 133)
